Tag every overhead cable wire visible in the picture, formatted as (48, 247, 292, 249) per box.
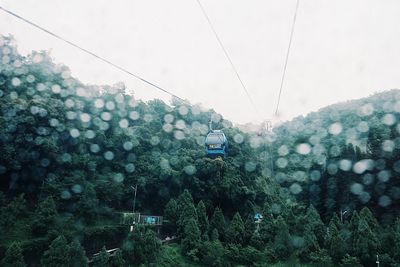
(274, 0, 300, 116)
(0, 5, 187, 103)
(195, 0, 260, 115)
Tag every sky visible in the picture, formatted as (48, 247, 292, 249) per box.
(1, 0, 400, 125)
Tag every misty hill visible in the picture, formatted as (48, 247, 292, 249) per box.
(271, 89, 400, 222)
(1, 35, 400, 266)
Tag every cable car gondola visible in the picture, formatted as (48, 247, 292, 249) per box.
(205, 119, 228, 158)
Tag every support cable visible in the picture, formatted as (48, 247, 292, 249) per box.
(274, 0, 300, 116)
(0, 6, 187, 102)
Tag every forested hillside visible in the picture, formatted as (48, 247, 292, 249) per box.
(1, 35, 400, 266)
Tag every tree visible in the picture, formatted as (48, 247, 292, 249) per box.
(226, 212, 245, 244)
(69, 240, 88, 267)
(200, 240, 226, 267)
(94, 246, 109, 267)
(197, 200, 209, 236)
(272, 216, 292, 260)
(181, 218, 201, 258)
(41, 236, 71, 267)
(164, 198, 179, 234)
(177, 190, 197, 236)
(243, 215, 256, 245)
(110, 250, 125, 267)
(122, 227, 160, 265)
(340, 254, 362, 267)
(393, 219, 400, 261)
(352, 217, 379, 265)
(142, 229, 162, 262)
(1, 242, 26, 267)
(32, 196, 58, 236)
(305, 205, 325, 246)
(209, 207, 226, 240)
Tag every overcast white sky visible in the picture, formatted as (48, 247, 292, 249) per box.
(1, 0, 400, 124)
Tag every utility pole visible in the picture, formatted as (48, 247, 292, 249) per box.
(131, 185, 137, 214)
(263, 120, 274, 177)
(340, 209, 348, 223)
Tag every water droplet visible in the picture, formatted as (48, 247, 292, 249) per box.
(339, 159, 352, 171)
(69, 129, 80, 138)
(310, 170, 321, 181)
(184, 165, 196, 175)
(329, 123, 342, 135)
(78, 113, 90, 123)
(51, 84, 61, 94)
(144, 114, 153, 122)
(278, 145, 289, 156)
(11, 77, 21, 86)
(113, 173, 124, 183)
(377, 170, 390, 182)
(296, 143, 311, 155)
(119, 119, 129, 128)
(85, 130, 95, 139)
(105, 101, 115, 110)
(125, 163, 135, 173)
(94, 99, 104, 109)
(178, 106, 189, 116)
(276, 158, 288, 169)
(353, 159, 374, 174)
(174, 131, 185, 140)
(101, 112, 112, 121)
(164, 114, 174, 123)
(382, 140, 395, 152)
(150, 136, 160, 146)
(233, 134, 244, 144)
(350, 183, 364, 195)
(289, 183, 302, 194)
(378, 195, 391, 207)
(382, 114, 396, 126)
(104, 151, 114, 160)
(245, 161, 257, 172)
(129, 111, 140, 120)
(71, 184, 82, 194)
(90, 144, 100, 153)
(60, 190, 71, 199)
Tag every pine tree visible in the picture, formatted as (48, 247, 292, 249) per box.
(164, 198, 179, 234)
(210, 228, 220, 241)
(177, 190, 197, 235)
(69, 240, 88, 267)
(142, 229, 161, 262)
(325, 222, 346, 263)
(226, 212, 245, 244)
(209, 207, 226, 240)
(272, 216, 292, 260)
(352, 217, 379, 264)
(1, 242, 26, 267)
(243, 215, 256, 245)
(32, 196, 58, 235)
(41, 236, 71, 267)
(196, 200, 209, 235)
(359, 207, 378, 231)
(305, 205, 325, 246)
(181, 218, 201, 256)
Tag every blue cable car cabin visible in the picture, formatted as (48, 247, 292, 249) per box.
(205, 130, 228, 158)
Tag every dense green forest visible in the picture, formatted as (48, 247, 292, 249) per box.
(1, 34, 400, 266)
